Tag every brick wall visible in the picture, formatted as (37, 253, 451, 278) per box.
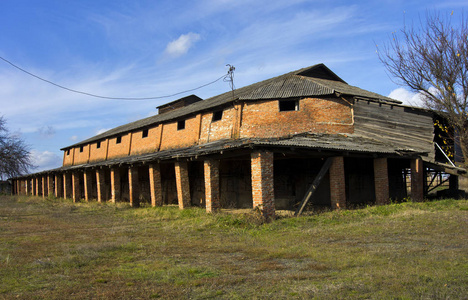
(107, 133, 131, 159)
(62, 97, 354, 166)
(89, 139, 109, 162)
(63, 148, 74, 166)
(160, 115, 200, 150)
(73, 144, 91, 165)
(240, 98, 353, 138)
(129, 126, 161, 156)
(199, 107, 236, 143)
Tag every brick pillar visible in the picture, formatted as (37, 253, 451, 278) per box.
(42, 176, 47, 199)
(31, 178, 36, 196)
(96, 169, 106, 203)
(411, 158, 424, 202)
(175, 161, 191, 209)
(63, 173, 72, 199)
(149, 164, 163, 207)
(72, 172, 81, 202)
(374, 158, 389, 205)
(329, 156, 346, 209)
(47, 175, 54, 198)
(204, 159, 220, 212)
(251, 151, 275, 219)
(24, 179, 29, 196)
(55, 174, 63, 198)
(128, 167, 140, 207)
(83, 170, 93, 202)
(36, 177, 41, 196)
(110, 167, 120, 203)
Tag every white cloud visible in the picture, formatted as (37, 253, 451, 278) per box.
(388, 88, 425, 107)
(95, 128, 111, 135)
(29, 150, 62, 172)
(164, 33, 201, 58)
(70, 135, 78, 141)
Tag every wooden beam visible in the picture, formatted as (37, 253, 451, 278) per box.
(295, 157, 333, 217)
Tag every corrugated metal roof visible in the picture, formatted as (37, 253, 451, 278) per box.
(63, 64, 401, 150)
(26, 133, 421, 178)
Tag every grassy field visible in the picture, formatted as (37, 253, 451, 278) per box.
(0, 195, 467, 299)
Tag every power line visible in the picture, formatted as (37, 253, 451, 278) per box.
(0, 55, 230, 100)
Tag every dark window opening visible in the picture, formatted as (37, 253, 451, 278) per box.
(142, 129, 149, 138)
(80, 146, 84, 153)
(177, 120, 185, 130)
(116, 136, 122, 144)
(212, 110, 223, 122)
(66, 149, 70, 156)
(96, 141, 101, 149)
(279, 100, 299, 111)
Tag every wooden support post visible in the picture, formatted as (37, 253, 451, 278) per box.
(149, 164, 163, 207)
(295, 158, 332, 216)
(411, 158, 424, 202)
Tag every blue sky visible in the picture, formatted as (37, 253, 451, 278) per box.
(0, 0, 466, 173)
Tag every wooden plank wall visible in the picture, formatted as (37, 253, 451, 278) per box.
(353, 100, 435, 161)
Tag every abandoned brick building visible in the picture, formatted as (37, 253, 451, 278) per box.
(10, 64, 465, 218)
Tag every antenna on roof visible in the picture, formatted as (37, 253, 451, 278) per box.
(224, 64, 235, 99)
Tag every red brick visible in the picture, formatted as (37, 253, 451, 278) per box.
(55, 174, 63, 198)
(175, 161, 191, 209)
(329, 156, 346, 209)
(204, 159, 220, 212)
(149, 164, 163, 207)
(128, 167, 140, 207)
(110, 167, 121, 203)
(374, 158, 389, 205)
(72, 172, 81, 202)
(251, 151, 275, 218)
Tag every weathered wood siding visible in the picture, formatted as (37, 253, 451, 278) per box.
(354, 100, 435, 161)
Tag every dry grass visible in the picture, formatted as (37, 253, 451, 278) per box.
(0, 195, 467, 299)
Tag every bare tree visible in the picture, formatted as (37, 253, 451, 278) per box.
(378, 12, 468, 166)
(0, 116, 34, 179)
